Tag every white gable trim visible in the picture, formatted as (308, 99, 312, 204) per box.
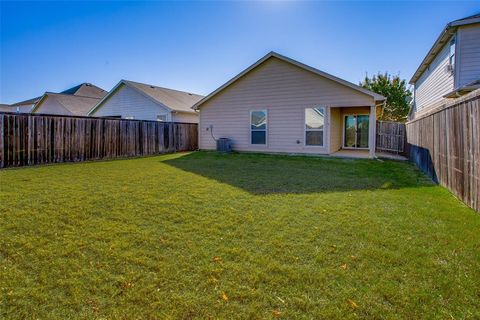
(193, 51, 385, 110)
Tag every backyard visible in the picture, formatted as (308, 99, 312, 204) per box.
(0, 151, 479, 319)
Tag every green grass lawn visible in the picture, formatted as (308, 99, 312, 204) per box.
(1, 151, 479, 319)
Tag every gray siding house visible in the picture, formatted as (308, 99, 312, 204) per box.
(410, 14, 480, 118)
(88, 80, 203, 123)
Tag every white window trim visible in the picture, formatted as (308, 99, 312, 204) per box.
(250, 109, 268, 146)
(157, 114, 168, 122)
(304, 106, 326, 147)
(342, 113, 370, 150)
(449, 36, 456, 67)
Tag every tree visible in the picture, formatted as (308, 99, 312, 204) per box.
(360, 73, 412, 122)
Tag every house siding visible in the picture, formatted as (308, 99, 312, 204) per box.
(414, 39, 455, 114)
(172, 112, 199, 123)
(457, 23, 480, 88)
(15, 104, 35, 113)
(34, 98, 72, 116)
(199, 57, 374, 154)
(329, 108, 343, 153)
(93, 84, 173, 121)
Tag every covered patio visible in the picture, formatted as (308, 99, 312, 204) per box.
(328, 106, 378, 158)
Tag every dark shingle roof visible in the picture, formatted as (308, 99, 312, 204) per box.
(61, 83, 107, 99)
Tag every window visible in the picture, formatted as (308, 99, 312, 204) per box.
(305, 107, 325, 146)
(250, 110, 267, 145)
(157, 114, 168, 122)
(449, 37, 456, 67)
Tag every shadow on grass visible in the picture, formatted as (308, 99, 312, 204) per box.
(162, 151, 433, 195)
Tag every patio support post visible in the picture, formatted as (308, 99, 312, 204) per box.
(369, 105, 376, 158)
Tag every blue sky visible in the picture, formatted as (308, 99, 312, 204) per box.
(0, 1, 478, 104)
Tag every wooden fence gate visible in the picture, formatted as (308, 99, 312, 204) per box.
(0, 112, 198, 168)
(376, 121, 406, 154)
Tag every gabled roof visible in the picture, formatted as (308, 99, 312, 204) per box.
(10, 83, 106, 108)
(60, 83, 108, 99)
(192, 51, 385, 110)
(11, 96, 41, 106)
(88, 80, 204, 115)
(0, 104, 14, 112)
(33, 92, 102, 116)
(410, 13, 480, 84)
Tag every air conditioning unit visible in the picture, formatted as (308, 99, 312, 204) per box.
(445, 64, 454, 74)
(216, 138, 233, 153)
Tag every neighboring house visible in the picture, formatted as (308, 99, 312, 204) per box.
(88, 80, 203, 123)
(32, 83, 107, 116)
(410, 14, 480, 118)
(0, 104, 15, 112)
(10, 96, 41, 113)
(193, 51, 385, 158)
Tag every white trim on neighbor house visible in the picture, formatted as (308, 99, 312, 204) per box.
(156, 113, 169, 122)
(193, 51, 385, 110)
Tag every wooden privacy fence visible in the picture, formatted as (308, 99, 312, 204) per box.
(406, 90, 479, 212)
(0, 112, 198, 168)
(376, 121, 406, 154)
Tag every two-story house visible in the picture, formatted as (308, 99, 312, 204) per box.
(409, 14, 480, 119)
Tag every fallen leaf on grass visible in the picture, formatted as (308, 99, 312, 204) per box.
(272, 310, 282, 317)
(213, 256, 222, 262)
(222, 292, 228, 301)
(347, 299, 358, 310)
(340, 264, 348, 270)
(120, 282, 133, 290)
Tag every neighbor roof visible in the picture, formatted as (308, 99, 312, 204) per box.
(10, 83, 106, 108)
(33, 93, 103, 116)
(61, 83, 108, 99)
(11, 96, 41, 106)
(409, 14, 480, 84)
(192, 51, 385, 110)
(0, 104, 14, 112)
(89, 80, 204, 115)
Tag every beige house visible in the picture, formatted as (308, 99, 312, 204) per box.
(88, 80, 203, 123)
(32, 83, 107, 116)
(10, 96, 41, 113)
(193, 52, 385, 158)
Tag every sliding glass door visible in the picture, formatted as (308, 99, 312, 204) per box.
(344, 115, 369, 149)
